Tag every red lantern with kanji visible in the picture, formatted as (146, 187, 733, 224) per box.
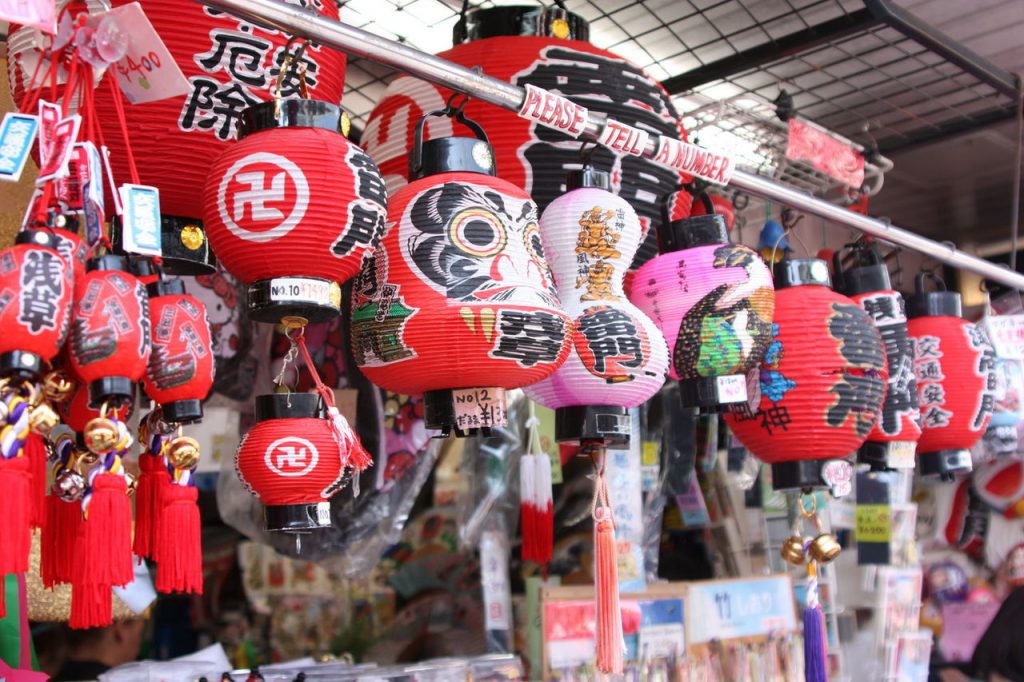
(143, 279, 214, 423)
(68, 256, 151, 407)
(204, 99, 387, 323)
(352, 118, 572, 437)
(907, 274, 996, 478)
(0, 229, 73, 379)
(235, 393, 345, 532)
(725, 258, 888, 492)
(689, 193, 737, 232)
(6, 0, 346, 273)
(834, 247, 921, 469)
(362, 4, 690, 269)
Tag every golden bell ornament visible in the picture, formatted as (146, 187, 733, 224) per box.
(167, 436, 200, 470)
(41, 371, 74, 403)
(808, 533, 842, 563)
(84, 417, 119, 454)
(53, 467, 86, 502)
(780, 535, 807, 565)
(29, 403, 60, 437)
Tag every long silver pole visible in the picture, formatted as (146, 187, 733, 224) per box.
(197, 0, 1024, 291)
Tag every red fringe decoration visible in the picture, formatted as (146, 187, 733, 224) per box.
(41, 495, 82, 588)
(0, 456, 32, 575)
(69, 582, 112, 629)
(26, 433, 47, 530)
(132, 453, 167, 560)
(154, 484, 203, 594)
(72, 473, 133, 588)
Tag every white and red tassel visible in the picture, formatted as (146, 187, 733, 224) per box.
(519, 453, 553, 568)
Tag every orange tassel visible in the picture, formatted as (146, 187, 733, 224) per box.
(594, 507, 624, 674)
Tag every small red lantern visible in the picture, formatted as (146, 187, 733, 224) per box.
(907, 274, 996, 478)
(353, 115, 572, 437)
(834, 247, 921, 469)
(204, 100, 388, 323)
(630, 211, 774, 410)
(523, 167, 668, 444)
(362, 4, 691, 269)
(235, 393, 345, 532)
(143, 279, 215, 423)
(689, 193, 737, 232)
(0, 229, 74, 378)
(50, 228, 88, 286)
(68, 256, 151, 407)
(725, 258, 888, 492)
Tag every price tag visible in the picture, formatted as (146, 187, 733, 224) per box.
(517, 84, 588, 138)
(639, 623, 685, 659)
(886, 441, 917, 469)
(0, 0, 56, 34)
(654, 135, 735, 185)
(266, 277, 339, 307)
(686, 575, 797, 644)
(37, 102, 80, 183)
(452, 387, 507, 431)
(0, 113, 39, 183)
(641, 440, 659, 491)
(984, 315, 1024, 360)
(715, 374, 747, 404)
(598, 118, 649, 156)
(855, 504, 892, 543)
(119, 184, 162, 256)
(88, 2, 189, 105)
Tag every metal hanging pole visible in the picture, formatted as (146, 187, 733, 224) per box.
(197, 0, 1024, 292)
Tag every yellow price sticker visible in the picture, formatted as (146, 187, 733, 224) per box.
(855, 504, 892, 543)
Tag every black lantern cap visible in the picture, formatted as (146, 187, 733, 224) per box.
(87, 254, 129, 273)
(113, 217, 217, 277)
(658, 214, 729, 254)
(773, 257, 832, 289)
(454, 5, 589, 43)
(14, 228, 61, 250)
(833, 244, 892, 296)
(566, 167, 611, 191)
(239, 99, 343, 139)
(254, 393, 326, 421)
(907, 272, 961, 318)
(146, 278, 186, 298)
(554, 405, 630, 446)
(161, 398, 203, 425)
(411, 137, 496, 179)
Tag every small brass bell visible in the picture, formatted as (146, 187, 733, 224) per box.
(167, 436, 200, 470)
(29, 403, 60, 437)
(124, 471, 137, 497)
(84, 417, 119, 454)
(42, 371, 74, 403)
(808, 533, 842, 563)
(53, 467, 86, 502)
(780, 535, 807, 565)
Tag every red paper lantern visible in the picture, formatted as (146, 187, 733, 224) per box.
(973, 457, 1024, 518)
(725, 258, 888, 491)
(630, 212, 774, 410)
(362, 4, 690, 269)
(204, 99, 387, 323)
(0, 229, 74, 378)
(6, 0, 346, 226)
(907, 274, 996, 478)
(834, 248, 921, 469)
(68, 256, 151, 407)
(235, 393, 345, 531)
(689, 193, 736, 232)
(352, 123, 572, 437)
(143, 279, 214, 423)
(50, 228, 88, 286)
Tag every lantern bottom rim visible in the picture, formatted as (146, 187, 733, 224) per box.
(919, 448, 972, 481)
(857, 440, 918, 471)
(160, 399, 204, 425)
(679, 375, 747, 411)
(0, 350, 44, 382)
(247, 277, 342, 324)
(88, 377, 135, 410)
(771, 458, 852, 494)
(554, 405, 629, 446)
(265, 502, 332, 532)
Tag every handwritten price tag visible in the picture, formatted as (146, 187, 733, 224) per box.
(855, 503, 892, 543)
(452, 387, 507, 431)
(87, 2, 189, 105)
(715, 374, 747, 404)
(984, 315, 1024, 360)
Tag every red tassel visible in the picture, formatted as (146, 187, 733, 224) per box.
(41, 495, 82, 588)
(132, 453, 168, 560)
(594, 507, 623, 675)
(154, 484, 203, 594)
(69, 582, 112, 629)
(0, 457, 32, 575)
(26, 434, 47, 530)
(72, 473, 133, 589)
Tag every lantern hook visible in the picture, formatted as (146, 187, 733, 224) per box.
(273, 37, 309, 101)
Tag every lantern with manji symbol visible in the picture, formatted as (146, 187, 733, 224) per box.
(353, 113, 572, 437)
(833, 246, 921, 470)
(523, 166, 668, 444)
(0, 230, 74, 379)
(204, 99, 387, 323)
(362, 3, 691, 269)
(907, 274, 996, 479)
(68, 255, 151, 407)
(725, 258, 887, 493)
(630, 210, 774, 410)
(142, 279, 214, 423)
(235, 393, 346, 532)
(6, 0, 347, 273)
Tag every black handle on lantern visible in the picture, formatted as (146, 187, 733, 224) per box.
(908, 270, 962, 318)
(914, 271, 947, 295)
(410, 97, 494, 179)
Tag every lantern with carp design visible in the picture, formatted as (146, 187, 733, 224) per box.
(523, 167, 668, 444)
(204, 99, 388, 323)
(353, 114, 572, 437)
(725, 258, 887, 492)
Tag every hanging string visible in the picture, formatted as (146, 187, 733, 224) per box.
(106, 69, 140, 186)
